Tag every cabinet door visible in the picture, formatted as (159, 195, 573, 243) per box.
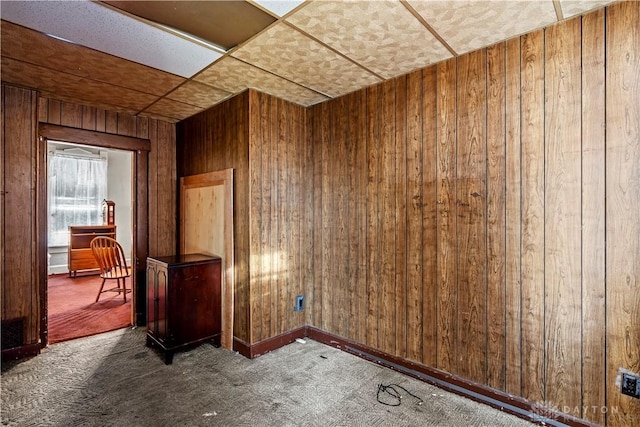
(167, 262, 221, 345)
(146, 261, 168, 341)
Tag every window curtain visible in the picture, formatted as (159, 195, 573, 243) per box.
(48, 153, 107, 247)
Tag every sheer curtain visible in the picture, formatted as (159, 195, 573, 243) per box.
(48, 153, 107, 247)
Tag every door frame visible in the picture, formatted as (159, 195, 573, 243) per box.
(37, 123, 150, 346)
(180, 169, 234, 350)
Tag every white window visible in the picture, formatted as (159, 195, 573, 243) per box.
(48, 147, 107, 247)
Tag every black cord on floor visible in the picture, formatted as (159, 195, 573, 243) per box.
(377, 383, 424, 407)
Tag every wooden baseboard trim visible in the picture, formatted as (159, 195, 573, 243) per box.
(233, 327, 307, 359)
(306, 327, 596, 427)
(1, 343, 42, 363)
(233, 327, 595, 426)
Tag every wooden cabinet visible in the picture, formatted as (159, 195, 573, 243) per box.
(68, 225, 116, 277)
(146, 254, 222, 364)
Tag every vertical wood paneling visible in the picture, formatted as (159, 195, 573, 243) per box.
(1, 85, 38, 342)
(320, 101, 332, 333)
(606, 2, 640, 425)
(581, 8, 606, 425)
(366, 84, 381, 349)
(456, 49, 487, 383)
(60, 102, 82, 128)
(395, 75, 408, 358)
(436, 59, 458, 373)
(406, 69, 424, 363)
(82, 106, 97, 131)
(249, 91, 263, 344)
(311, 103, 323, 329)
(421, 66, 438, 368)
(2, 85, 39, 343)
(486, 41, 507, 391)
(519, 29, 546, 403)
(346, 92, 360, 341)
(544, 16, 582, 411)
(380, 79, 396, 355)
(504, 36, 522, 396)
(334, 96, 348, 338)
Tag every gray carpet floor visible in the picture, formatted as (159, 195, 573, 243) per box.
(1, 327, 536, 426)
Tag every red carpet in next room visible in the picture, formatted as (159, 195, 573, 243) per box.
(47, 273, 132, 344)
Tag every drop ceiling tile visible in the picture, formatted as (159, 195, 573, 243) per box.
(231, 22, 382, 98)
(194, 57, 329, 106)
(286, 0, 451, 79)
(166, 81, 232, 109)
(1, 20, 185, 96)
(0, 0, 222, 78)
(560, 0, 617, 18)
(142, 98, 205, 121)
(252, 0, 307, 17)
(1, 57, 157, 113)
(408, 0, 557, 55)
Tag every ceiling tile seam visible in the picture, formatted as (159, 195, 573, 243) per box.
(229, 56, 333, 99)
(552, 0, 565, 20)
(400, 0, 458, 58)
(0, 54, 177, 104)
(97, 2, 227, 54)
(281, 20, 386, 81)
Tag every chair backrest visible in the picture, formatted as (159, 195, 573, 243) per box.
(90, 236, 129, 276)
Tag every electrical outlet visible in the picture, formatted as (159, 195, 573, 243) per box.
(621, 373, 640, 399)
(294, 295, 305, 312)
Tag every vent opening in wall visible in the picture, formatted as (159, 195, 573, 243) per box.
(1, 318, 25, 350)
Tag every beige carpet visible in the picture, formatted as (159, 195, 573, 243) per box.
(1, 328, 537, 426)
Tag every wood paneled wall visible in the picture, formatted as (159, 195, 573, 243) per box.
(309, 3, 638, 425)
(1, 85, 177, 346)
(247, 91, 311, 344)
(177, 90, 311, 344)
(1, 85, 40, 344)
(177, 91, 251, 342)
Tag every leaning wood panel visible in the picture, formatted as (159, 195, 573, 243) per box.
(406, 69, 424, 363)
(605, 2, 640, 425)
(580, 8, 606, 425)
(544, 16, 583, 412)
(519, 29, 546, 404)
(421, 66, 438, 367)
(435, 59, 458, 373)
(504, 36, 522, 396)
(456, 49, 487, 384)
(486, 41, 507, 391)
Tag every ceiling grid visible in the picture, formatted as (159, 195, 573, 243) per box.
(0, 0, 618, 122)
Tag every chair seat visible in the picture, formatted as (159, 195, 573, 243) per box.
(101, 267, 132, 280)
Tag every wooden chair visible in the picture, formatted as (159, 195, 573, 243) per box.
(90, 236, 132, 303)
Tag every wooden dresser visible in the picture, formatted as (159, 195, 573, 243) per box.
(146, 254, 222, 364)
(68, 225, 116, 277)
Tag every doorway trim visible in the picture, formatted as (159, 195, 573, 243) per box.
(180, 169, 234, 350)
(38, 123, 150, 346)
